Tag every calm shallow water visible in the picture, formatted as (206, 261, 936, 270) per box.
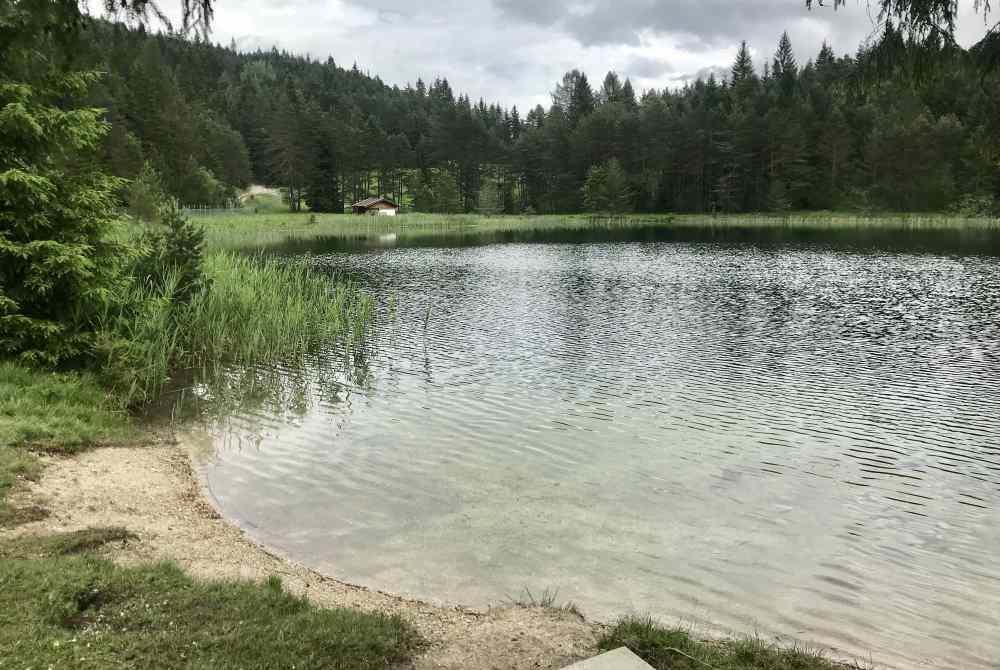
(201, 233, 1000, 669)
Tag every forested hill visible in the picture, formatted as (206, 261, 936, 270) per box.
(84, 20, 1000, 215)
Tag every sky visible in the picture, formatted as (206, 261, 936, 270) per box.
(152, 0, 994, 111)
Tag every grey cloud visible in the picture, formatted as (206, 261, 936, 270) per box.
(494, 0, 880, 53)
(485, 60, 533, 80)
(626, 55, 673, 79)
(492, 0, 567, 26)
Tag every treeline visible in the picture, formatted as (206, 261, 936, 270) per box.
(84, 21, 1000, 214)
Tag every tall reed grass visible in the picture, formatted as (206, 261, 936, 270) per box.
(99, 252, 375, 406)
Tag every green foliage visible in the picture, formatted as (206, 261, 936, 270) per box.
(0, 549, 422, 669)
(97, 252, 375, 405)
(583, 159, 634, 213)
(599, 617, 857, 670)
(124, 162, 167, 222)
(413, 169, 463, 213)
(49, 13, 1000, 217)
(132, 201, 208, 305)
(0, 63, 130, 366)
(478, 175, 501, 215)
(951, 193, 998, 216)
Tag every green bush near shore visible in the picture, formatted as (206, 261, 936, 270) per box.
(0, 530, 422, 670)
(600, 617, 862, 670)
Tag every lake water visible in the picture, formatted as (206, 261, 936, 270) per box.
(200, 229, 1000, 670)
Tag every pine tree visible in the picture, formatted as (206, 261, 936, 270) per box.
(621, 79, 638, 111)
(0, 4, 129, 365)
(732, 41, 756, 85)
(773, 31, 797, 77)
(600, 71, 624, 104)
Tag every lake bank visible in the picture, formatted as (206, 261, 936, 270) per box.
(2, 431, 869, 670)
(1, 364, 864, 670)
(1, 436, 597, 670)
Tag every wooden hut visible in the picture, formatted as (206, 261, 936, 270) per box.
(351, 197, 399, 216)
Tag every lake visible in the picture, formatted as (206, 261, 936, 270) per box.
(199, 228, 1000, 670)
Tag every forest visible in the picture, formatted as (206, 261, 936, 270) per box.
(84, 19, 1000, 215)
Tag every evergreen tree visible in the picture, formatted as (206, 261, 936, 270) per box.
(0, 3, 128, 365)
(583, 159, 634, 213)
(732, 40, 756, 85)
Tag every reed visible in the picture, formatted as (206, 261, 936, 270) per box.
(100, 252, 376, 406)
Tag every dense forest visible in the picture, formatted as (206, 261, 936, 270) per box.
(83, 20, 1000, 214)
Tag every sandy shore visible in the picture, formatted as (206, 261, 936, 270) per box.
(2, 436, 600, 670)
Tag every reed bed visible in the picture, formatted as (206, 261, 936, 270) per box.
(101, 252, 375, 406)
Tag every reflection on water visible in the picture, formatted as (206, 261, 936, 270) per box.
(202, 234, 1000, 670)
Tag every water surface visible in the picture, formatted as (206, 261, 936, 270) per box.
(202, 231, 1000, 669)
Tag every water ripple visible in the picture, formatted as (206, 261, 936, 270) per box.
(204, 241, 1000, 670)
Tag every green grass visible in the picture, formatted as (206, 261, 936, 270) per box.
(0, 530, 421, 669)
(0, 527, 135, 559)
(0, 362, 132, 451)
(0, 363, 134, 526)
(101, 251, 375, 406)
(600, 617, 865, 670)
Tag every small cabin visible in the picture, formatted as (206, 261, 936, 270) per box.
(351, 197, 398, 216)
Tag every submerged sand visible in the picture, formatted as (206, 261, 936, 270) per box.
(2, 436, 599, 670)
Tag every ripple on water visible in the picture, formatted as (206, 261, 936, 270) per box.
(202, 242, 1000, 670)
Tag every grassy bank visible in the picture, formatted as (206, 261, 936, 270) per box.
(0, 530, 420, 670)
(600, 617, 861, 670)
(195, 210, 1000, 251)
(0, 362, 421, 669)
(0, 363, 132, 526)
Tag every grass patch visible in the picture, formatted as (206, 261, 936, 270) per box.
(600, 617, 864, 670)
(503, 587, 583, 618)
(0, 362, 132, 452)
(0, 444, 45, 526)
(0, 364, 134, 527)
(0, 534, 421, 669)
(0, 527, 135, 559)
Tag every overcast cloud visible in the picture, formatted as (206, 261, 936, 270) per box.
(158, 0, 992, 111)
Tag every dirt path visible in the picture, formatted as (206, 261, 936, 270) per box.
(1, 437, 600, 670)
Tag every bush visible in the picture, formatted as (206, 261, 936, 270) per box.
(131, 201, 208, 305)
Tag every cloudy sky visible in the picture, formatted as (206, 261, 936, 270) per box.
(162, 0, 991, 111)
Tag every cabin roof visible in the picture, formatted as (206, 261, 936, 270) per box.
(352, 197, 398, 208)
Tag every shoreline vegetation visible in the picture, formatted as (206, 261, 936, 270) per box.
(196, 209, 1000, 250)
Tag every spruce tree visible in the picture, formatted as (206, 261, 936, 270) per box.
(1, 2, 129, 365)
